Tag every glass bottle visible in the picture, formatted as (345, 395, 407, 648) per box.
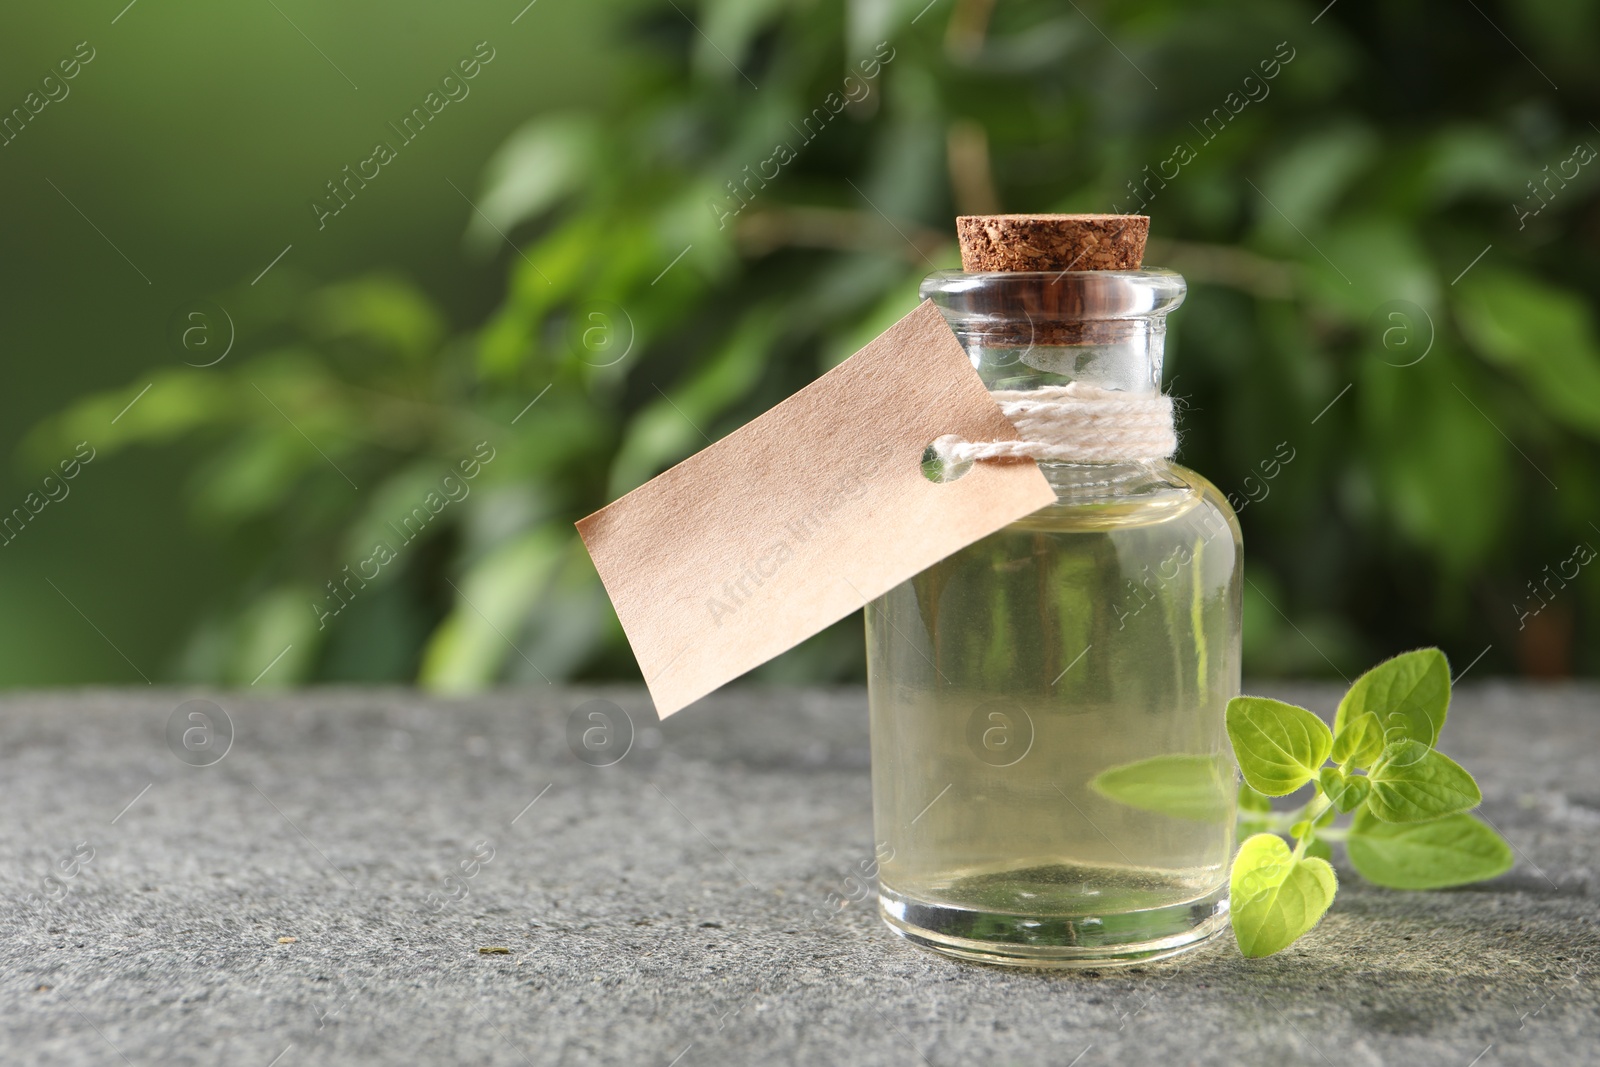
(865, 265, 1242, 967)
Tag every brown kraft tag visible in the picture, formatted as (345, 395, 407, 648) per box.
(575, 300, 1055, 717)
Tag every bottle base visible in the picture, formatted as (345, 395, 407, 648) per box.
(877, 882, 1230, 969)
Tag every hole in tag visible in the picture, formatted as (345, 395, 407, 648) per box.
(921, 441, 973, 484)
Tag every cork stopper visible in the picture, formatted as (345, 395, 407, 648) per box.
(957, 214, 1148, 273)
(948, 214, 1154, 347)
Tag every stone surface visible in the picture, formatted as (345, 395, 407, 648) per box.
(0, 683, 1595, 1066)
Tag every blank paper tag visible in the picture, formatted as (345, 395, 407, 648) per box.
(576, 300, 1055, 717)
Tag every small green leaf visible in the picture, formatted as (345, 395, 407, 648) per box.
(1238, 781, 1273, 813)
(1367, 740, 1482, 823)
(1304, 838, 1334, 863)
(1226, 697, 1334, 796)
(1315, 802, 1339, 828)
(1331, 710, 1385, 769)
(1291, 819, 1312, 841)
(1319, 767, 1371, 813)
(1088, 754, 1233, 822)
(1230, 833, 1338, 958)
(1347, 808, 1513, 889)
(1335, 648, 1450, 747)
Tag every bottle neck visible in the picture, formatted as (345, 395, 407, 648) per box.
(928, 268, 1190, 483)
(961, 332, 1166, 395)
(920, 268, 1183, 399)
(920, 269, 1187, 494)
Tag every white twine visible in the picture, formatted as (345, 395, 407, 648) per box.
(933, 382, 1177, 465)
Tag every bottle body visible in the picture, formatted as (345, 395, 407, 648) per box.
(866, 268, 1242, 966)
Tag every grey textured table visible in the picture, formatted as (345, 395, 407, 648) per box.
(1, 684, 1595, 1066)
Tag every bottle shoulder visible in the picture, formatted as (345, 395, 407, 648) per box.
(1167, 463, 1244, 541)
(1011, 460, 1242, 542)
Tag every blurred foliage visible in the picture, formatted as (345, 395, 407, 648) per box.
(30, 0, 1600, 687)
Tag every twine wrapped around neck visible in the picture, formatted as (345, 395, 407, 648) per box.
(932, 382, 1177, 465)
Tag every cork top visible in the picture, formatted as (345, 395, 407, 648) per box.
(957, 214, 1148, 273)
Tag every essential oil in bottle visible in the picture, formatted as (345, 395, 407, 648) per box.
(866, 215, 1242, 967)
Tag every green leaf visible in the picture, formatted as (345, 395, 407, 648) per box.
(217, 584, 322, 687)
(700, 0, 791, 77)
(1226, 697, 1334, 796)
(1238, 781, 1273, 813)
(1335, 648, 1451, 747)
(1304, 838, 1334, 863)
(468, 114, 601, 252)
(1319, 767, 1371, 813)
(1347, 808, 1513, 889)
(1230, 833, 1338, 958)
(1088, 754, 1233, 822)
(1298, 216, 1429, 321)
(1367, 740, 1481, 823)
(303, 274, 445, 362)
(1456, 266, 1600, 440)
(1257, 128, 1381, 253)
(419, 529, 569, 691)
(1359, 353, 1510, 574)
(606, 310, 775, 497)
(1331, 710, 1385, 769)
(25, 370, 238, 469)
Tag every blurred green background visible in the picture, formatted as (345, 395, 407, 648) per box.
(2, 0, 1596, 691)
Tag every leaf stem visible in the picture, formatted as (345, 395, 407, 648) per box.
(1291, 792, 1333, 860)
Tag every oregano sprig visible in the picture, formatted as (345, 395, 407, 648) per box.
(1225, 648, 1512, 957)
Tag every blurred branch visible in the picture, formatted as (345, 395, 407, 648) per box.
(739, 218, 1295, 300)
(339, 382, 505, 454)
(1146, 239, 1296, 300)
(736, 206, 950, 262)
